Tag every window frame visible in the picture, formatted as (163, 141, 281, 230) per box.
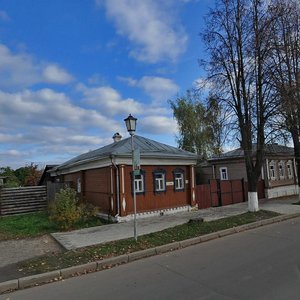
(173, 168, 185, 191)
(131, 170, 146, 195)
(278, 161, 285, 179)
(153, 169, 166, 193)
(220, 167, 228, 181)
(287, 160, 293, 179)
(269, 161, 276, 180)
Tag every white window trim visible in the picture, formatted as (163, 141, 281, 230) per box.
(174, 172, 184, 190)
(287, 160, 293, 179)
(269, 161, 276, 180)
(134, 174, 144, 193)
(154, 172, 166, 192)
(220, 167, 228, 180)
(278, 160, 285, 180)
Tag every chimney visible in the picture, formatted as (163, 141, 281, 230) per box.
(112, 132, 122, 143)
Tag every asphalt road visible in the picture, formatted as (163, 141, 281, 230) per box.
(2, 217, 300, 300)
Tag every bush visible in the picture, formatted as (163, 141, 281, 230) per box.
(49, 187, 99, 230)
(49, 187, 82, 230)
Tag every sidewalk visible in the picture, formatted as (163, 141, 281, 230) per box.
(1, 197, 300, 289)
(51, 197, 300, 250)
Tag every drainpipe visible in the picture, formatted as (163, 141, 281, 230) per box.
(110, 155, 120, 217)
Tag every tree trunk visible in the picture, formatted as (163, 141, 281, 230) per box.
(245, 162, 260, 212)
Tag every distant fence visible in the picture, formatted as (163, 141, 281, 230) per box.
(196, 179, 265, 209)
(0, 186, 47, 216)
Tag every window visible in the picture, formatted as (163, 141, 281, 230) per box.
(153, 169, 166, 193)
(173, 169, 185, 191)
(131, 170, 145, 194)
(278, 161, 285, 179)
(220, 167, 228, 180)
(287, 161, 293, 178)
(269, 161, 276, 180)
(134, 174, 144, 192)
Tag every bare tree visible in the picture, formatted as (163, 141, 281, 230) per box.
(201, 0, 277, 211)
(268, 0, 300, 201)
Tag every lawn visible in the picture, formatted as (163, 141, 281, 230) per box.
(0, 212, 104, 241)
(17, 210, 280, 276)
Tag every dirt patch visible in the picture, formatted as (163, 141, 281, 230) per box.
(0, 234, 63, 268)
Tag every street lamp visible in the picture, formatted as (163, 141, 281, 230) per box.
(124, 114, 138, 241)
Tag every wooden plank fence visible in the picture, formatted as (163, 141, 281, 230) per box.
(0, 186, 47, 216)
(196, 179, 265, 209)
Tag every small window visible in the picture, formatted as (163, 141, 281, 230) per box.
(131, 170, 146, 194)
(278, 162, 285, 179)
(287, 161, 293, 178)
(269, 161, 276, 180)
(220, 167, 228, 180)
(153, 169, 166, 193)
(134, 174, 144, 192)
(173, 169, 185, 191)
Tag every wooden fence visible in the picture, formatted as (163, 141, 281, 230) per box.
(196, 179, 265, 209)
(0, 186, 47, 216)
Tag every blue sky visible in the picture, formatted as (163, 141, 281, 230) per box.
(0, 0, 211, 168)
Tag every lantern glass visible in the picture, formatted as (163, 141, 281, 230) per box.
(124, 114, 137, 134)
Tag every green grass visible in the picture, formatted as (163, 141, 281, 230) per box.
(18, 210, 280, 276)
(0, 212, 104, 241)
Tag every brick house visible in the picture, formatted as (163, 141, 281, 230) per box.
(201, 144, 298, 199)
(50, 134, 198, 221)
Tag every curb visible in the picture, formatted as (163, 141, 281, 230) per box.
(1, 213, 300, 294)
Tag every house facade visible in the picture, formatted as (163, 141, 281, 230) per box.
(50, 134, 198, 221)
(201, 144, 298, 199)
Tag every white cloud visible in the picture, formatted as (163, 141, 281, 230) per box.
(119, 75, 179, 103)
(140, 115, 178, 135)
(42, 64, 74, 84)
(0, 88, 120, 131)
(97, 0, 188, 63)
(0, 44, 74, 90)
(80, 85, 143, 116)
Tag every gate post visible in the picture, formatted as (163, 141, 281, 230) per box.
(242, 178, 245, 202)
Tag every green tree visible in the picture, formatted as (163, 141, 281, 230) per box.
(14, 166, 30, 186)
(15, 163, 42, 186)
(170, 90, 223, 159)
(0, 166, 20, 187)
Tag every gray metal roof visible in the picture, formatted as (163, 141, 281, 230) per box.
(209, 144, 294, 161)
(56, 135, 198, 170)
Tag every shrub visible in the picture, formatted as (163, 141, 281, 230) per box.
(49, 187, 81, 230)
(49, 187, 99, 230)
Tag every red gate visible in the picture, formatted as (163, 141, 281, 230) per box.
(195, 179, 264, 209)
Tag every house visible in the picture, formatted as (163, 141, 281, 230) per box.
(201, 144, 298, 199)
(38, 165, 58, 186)
(49, 134, 198, 221)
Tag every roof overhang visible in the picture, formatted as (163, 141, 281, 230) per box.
(50, 154, 197, 176)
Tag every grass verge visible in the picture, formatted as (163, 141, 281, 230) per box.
(18, 210, 279, 276)
(0, 212, 104, 241)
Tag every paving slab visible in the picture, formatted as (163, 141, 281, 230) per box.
(51, 197, 300, 250)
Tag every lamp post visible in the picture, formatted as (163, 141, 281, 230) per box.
(124, 114, 138, 241)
